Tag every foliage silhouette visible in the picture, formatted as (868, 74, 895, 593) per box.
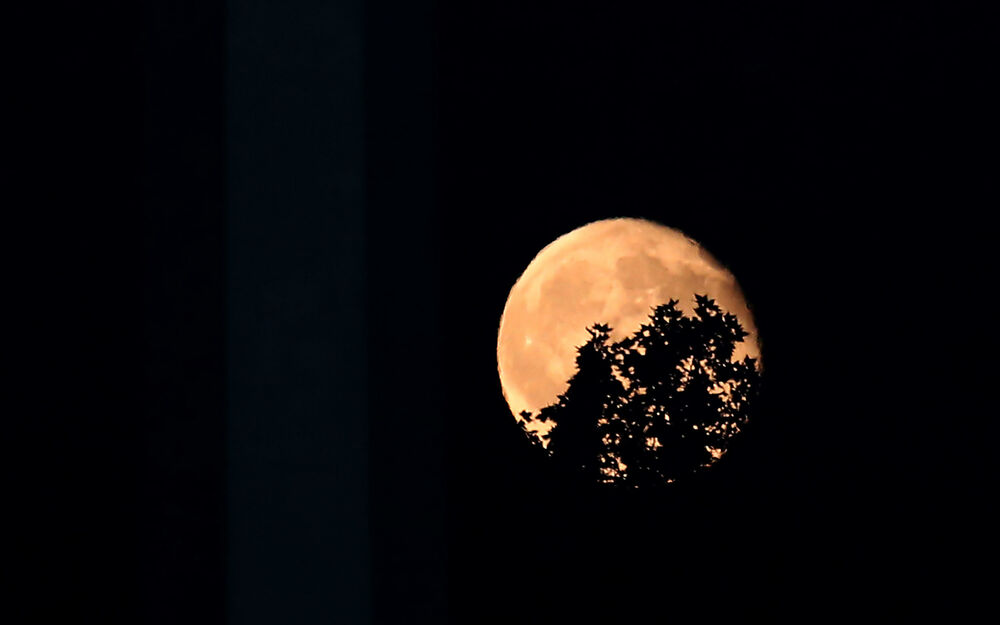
(519, 295, 761, 486)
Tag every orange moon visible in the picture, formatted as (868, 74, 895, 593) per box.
(497, 217, 761, 438)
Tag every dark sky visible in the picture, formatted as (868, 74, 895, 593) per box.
(13, 0, 993, 623)
(435, 2, 992, 622)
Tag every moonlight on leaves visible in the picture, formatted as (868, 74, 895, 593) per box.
(497, 218, 762, 486)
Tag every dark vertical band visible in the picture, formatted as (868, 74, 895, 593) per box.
(226, 2, 369, 623)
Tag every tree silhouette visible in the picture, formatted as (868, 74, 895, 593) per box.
(520, 295, 761, 486)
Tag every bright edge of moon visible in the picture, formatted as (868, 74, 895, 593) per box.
(497, 217, 761, 440)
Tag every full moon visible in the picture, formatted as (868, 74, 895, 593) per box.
(497, 217, 761, 439)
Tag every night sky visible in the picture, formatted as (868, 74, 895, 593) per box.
(436, 2, 992, 621)
(13, 0, 993, 623)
